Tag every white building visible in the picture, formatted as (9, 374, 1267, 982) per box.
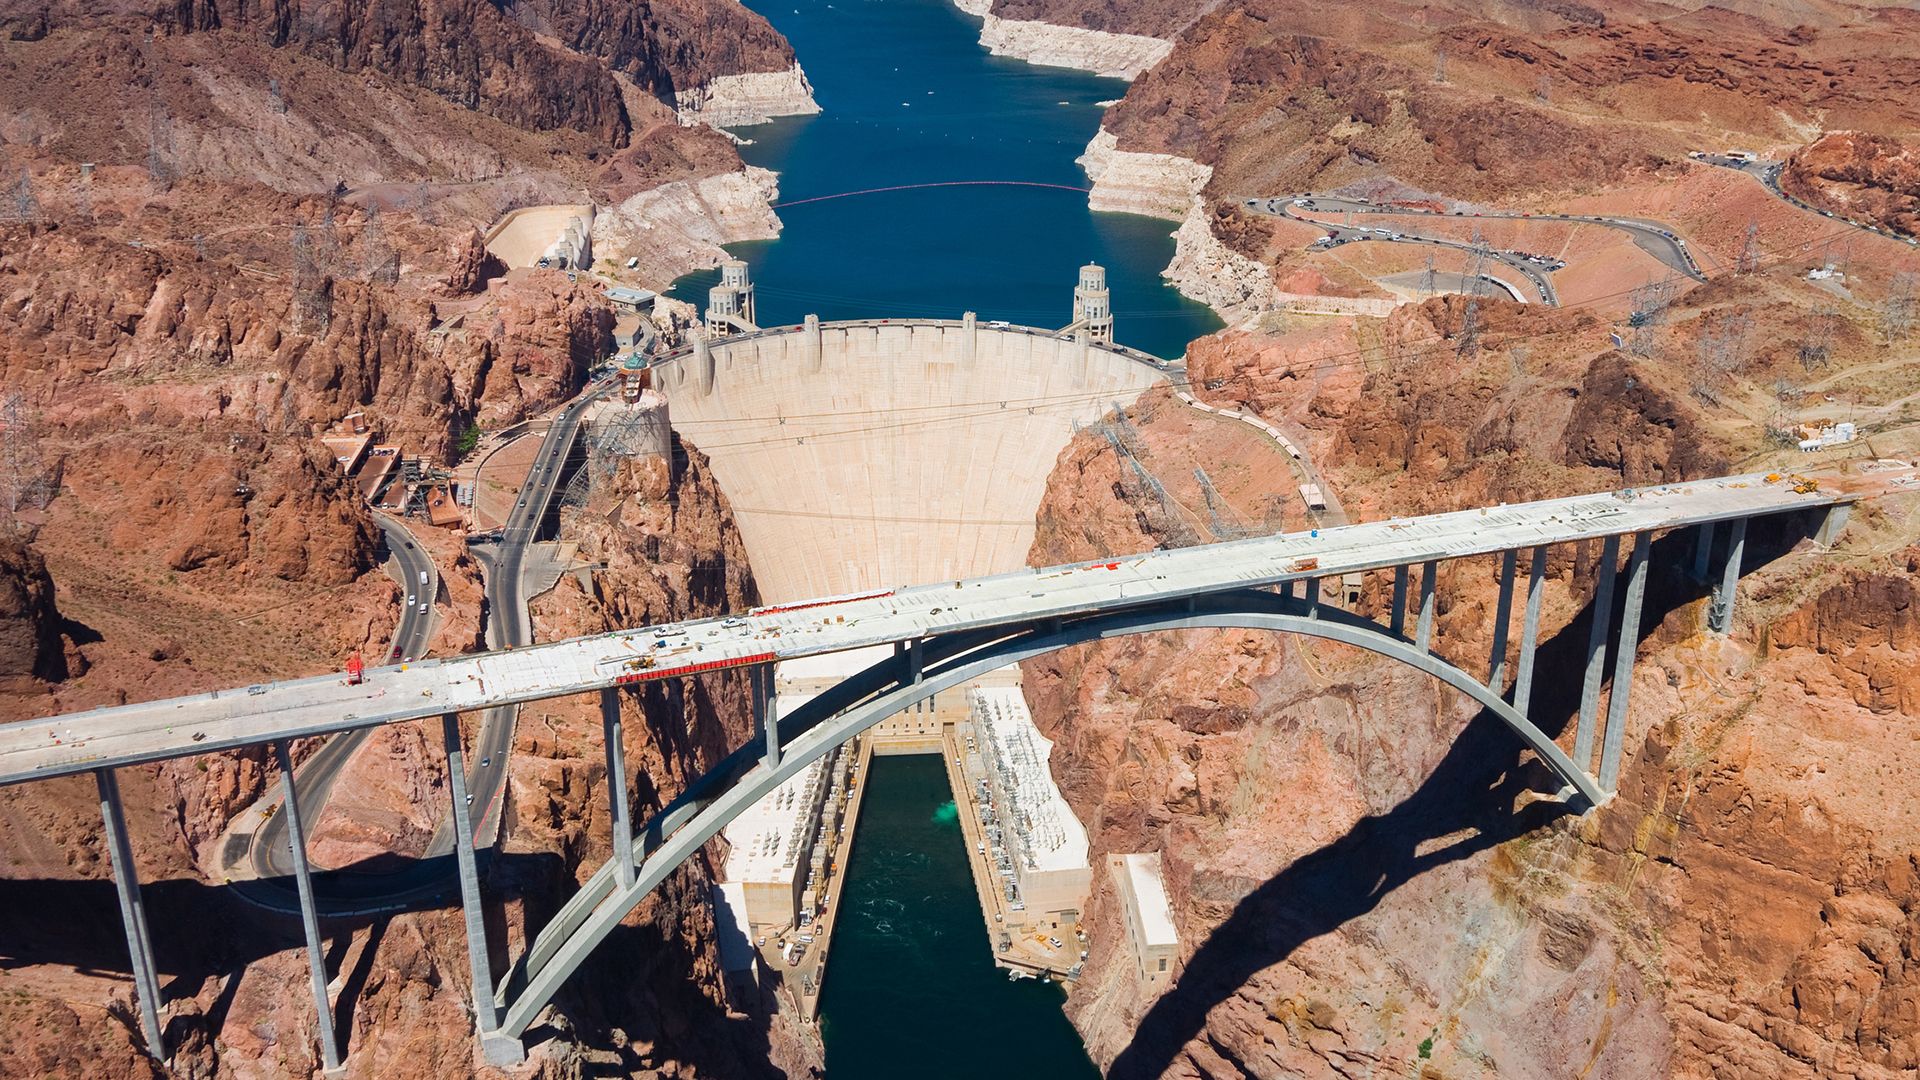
(1111, 852, 1179, 986)
(716, 698, 836, 935)
(970, 687, 1091, 928)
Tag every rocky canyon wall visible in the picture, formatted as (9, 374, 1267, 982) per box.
(675, 63, 822, 129)
(952, 0, 1173, 81)
(1022, 296, 1920, 1079)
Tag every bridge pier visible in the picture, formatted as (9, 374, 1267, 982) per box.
(1599, 533, 1651, 792)
(1390, 564, 1408, 636)
(1489, 549, 1517, 688)
(1415, 559, 1437, 652)
(1709, 517, 1747, 634)
(1690, 521, 1715, 582)
(440, 713, 521, 1066)
(1512, 545, 1548, 715)
(1304, 577, 1320, 618)
(600, 689, 636, 888)
(1816, 503, 1851, 548)
(1575, 534, 1621, 771)
(757, 665, 781, 770)
(273, 743, 345, 1075)
(95, 768, 166, 1063)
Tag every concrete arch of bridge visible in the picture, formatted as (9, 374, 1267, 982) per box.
(494, 590, 1600, 1046)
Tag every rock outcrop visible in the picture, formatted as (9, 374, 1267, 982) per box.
(593, 167, 785, 287)
(1077, 127, 1211, 221)
(1782, 131, 1920, 239)
(675, 63, 822, 129)
(967, 7, 1174, 81)
(0, 537, 67, 690)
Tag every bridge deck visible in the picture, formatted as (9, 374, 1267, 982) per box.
(2, 468, 1902, 787)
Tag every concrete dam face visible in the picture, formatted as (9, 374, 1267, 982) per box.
(654, 319, 1165, 602)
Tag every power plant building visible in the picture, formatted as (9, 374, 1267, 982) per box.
(718, 709, 837, 935)
(967, 687, 1091, 928)
(1111, 852, 1179, 986)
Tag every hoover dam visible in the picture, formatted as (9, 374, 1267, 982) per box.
(656, 315, 1165, 601)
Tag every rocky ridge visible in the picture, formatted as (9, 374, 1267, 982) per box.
(675, 63, 822, 129)
(953, 0, 1174, 81)
(1782, 131, 1920, 240)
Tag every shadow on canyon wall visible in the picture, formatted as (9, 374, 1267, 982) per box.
(0, 511, 1826, 1077)
(1106, 513, 1822, 1079)
(0, 848, 786, 1077)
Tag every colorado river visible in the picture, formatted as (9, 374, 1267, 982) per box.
(673, 1, 1214, 1070)
(671, 0, 1221, 361)
(817, 755, 1099, 1078)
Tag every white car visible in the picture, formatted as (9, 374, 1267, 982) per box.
(418, 602, 428, 614)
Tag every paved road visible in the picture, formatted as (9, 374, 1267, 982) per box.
(462, 387, 605, 845)
(1249, 193, 1710, 292)
(1696, 154, 1920, 249)
(1246, 196, 1563, 304)
(246, 514, 438, 887)
(240, 392, 602, 912)
(10, 466, 1904, 792)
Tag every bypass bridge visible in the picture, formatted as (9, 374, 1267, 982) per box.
(3, 465, 1906, 1068)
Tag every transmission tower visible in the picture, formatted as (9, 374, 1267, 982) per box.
(1433, 46, 1448, 83)
(1192, 467, 1256, 540)
(290, 223, 333, 335)
(1798, 304, 1837, 371)
(1626, 277, 1677, 358)
(1881, 271, 1917, 342)
(6, 168, 39, 224)
(0, 394, 54, 531)
(147, 101, 176, 192)
(1736, 219, 1762, 275)
(1535, 73, 1552, 103)
(1456, 233, 1490, 357)
(1423, 253, 1437, 296)
(362, 207, 399, 284)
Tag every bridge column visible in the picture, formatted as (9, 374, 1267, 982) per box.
(758, 665, 781, 770)
(440, 713, 520, 1066)
(1389, 564, 1408, 636)
(273, 743, 344, 1075)
(600, 688, 636, 888)
(1575, 534, 1622, 772)
(1689, 521, 1715, 583)
(1599, 532, 1651, 792)
(1304, 577, 1320, 618)
(1816, 504, 1851, 548)
(1488, 549, 1517, 688)
(1709, 517, 1747, 635)
(1512, 546, 1548, 716)
(95, 768, 166, 1063)
(1415, 560, 1437, 652)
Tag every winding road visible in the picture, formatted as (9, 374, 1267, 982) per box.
(1246, 193, 1711, 301)
(1696, 153, 1919, 248)
(235, 387, 605, 914)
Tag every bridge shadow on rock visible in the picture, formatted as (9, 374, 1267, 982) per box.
(0, 849, 567, 1054)
(1107, 515, 1818, 1078)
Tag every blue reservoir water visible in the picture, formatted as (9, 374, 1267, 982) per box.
(817, 754, 1099, 1079)
(669, 0, 1221, 360)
